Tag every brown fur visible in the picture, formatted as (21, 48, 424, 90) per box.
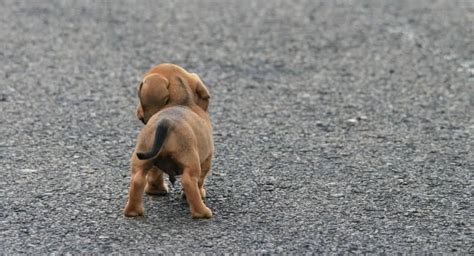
(123, 64, 214, 218)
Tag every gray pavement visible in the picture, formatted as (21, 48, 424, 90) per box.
(1, 0, 473, 254)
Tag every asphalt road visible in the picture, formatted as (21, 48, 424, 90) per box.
(1, 0, 473, 254)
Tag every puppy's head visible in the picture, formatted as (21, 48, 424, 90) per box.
(136, 64, 211, 124)
(136, 74, 170, 124)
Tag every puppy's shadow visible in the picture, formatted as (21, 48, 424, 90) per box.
(144, 186, 191, 220)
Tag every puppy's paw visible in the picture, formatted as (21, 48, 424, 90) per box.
(145, 183, 169, 196)
(191, 207, 213, 219)
(123, 203, 144, 217)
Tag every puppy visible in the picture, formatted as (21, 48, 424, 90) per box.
(123, 65, 214, 218)
(135, 63, 211, 196)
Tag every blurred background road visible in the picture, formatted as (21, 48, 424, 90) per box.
(1, 0, 472, 253)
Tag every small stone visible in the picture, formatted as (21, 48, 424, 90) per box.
(298, 92, 311, 98)
(263, 185, 275, 191)
(346, 118, 358, 125)
(20, 169, 37, 173)
(203, 242, 214, 247)
(84, 168, 95, 174)
(414, 156, 425, 162)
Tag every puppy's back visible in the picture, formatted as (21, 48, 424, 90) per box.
(136, 106, 213, 161)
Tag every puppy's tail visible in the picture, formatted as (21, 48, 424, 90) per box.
(136, 119, 171, 160)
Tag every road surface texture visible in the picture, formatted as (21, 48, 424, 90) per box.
(1, 0, 473, 254)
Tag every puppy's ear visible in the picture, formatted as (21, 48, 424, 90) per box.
(141, 74, 170, 103)
(139, 74, 170, 124)
(136, 104, 145, 124)
(190, 73, 210, 111)
(137, 81, 143, 97)
(135, 81, 145, 123)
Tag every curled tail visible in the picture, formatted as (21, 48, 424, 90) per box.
(136, 119, 171, 160)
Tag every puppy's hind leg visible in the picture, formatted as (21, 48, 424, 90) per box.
(145, 167, 169, 196)
(124, 165, 147, 217)
(181, 166, 212, 218)
(198, 155, 212, 199)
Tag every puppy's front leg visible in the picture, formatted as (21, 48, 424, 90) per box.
(181, 169, 212, 218)
(123, 166, 147, 217)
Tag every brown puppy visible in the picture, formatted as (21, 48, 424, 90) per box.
(135, 64, 211, 197)
(123, 65, 214, 218)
